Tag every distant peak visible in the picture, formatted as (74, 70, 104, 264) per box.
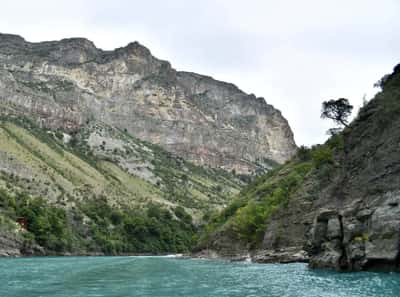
(119, 41, 152, 57)
(58, 37, 97, 49)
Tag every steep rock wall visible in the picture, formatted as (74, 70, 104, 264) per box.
(0, 33, 297, 174)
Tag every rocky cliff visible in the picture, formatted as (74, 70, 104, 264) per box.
(0, 33, 296, 175)
(307, 65, 400, 271)
(198, 64, 400, 271)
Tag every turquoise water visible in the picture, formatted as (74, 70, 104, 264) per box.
(0, 257, 399, 297)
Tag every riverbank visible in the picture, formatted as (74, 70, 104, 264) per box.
(191, 247, 309, 264)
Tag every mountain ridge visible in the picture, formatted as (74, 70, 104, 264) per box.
(0, 32, 297, 175)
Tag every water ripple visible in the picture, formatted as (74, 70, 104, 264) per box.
(0, 257, 399, 297)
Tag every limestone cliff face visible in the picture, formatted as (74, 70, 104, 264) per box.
(0, 33, 296, 174)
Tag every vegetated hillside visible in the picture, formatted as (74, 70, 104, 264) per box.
(0, 32, 300, 256)
(195, 148, 318, 261)
(0, 117, 243, 256)
(197, 64, 400, 271)
(0, 33, 296, 175)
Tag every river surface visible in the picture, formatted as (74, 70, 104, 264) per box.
(0, 256, 399, 297)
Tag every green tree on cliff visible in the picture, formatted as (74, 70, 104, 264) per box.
(321, 98, 353, 128)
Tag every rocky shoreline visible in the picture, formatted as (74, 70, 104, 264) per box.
(192, 247, 309, 264)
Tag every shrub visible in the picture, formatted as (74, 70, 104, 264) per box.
(16, 194, 73, 252)
(326, 134, 344, 151)
(80, 199, 196, 254)
(311, 146, 334, 168)
(297, 145, 312, 161)
(54, 131, 64, 140)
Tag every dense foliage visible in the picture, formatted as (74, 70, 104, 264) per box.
(0, 188, 196, 254)
(79, 198, 196, 254)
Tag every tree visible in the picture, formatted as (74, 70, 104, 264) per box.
(321, 98, 353, 127)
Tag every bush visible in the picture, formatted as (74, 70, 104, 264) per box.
(326, 134, 344, 151)
(15, 194, 73, 252)
(311, 146, 334, 168)
(54, 131, 64, 140)
(297, 145, 312, 161)
(0, 187, 197, 254)
(79, 199, 196, 254)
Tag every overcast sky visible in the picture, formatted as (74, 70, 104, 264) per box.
(1, 0, 399, 146)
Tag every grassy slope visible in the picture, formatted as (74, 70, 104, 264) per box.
(0, 119, 242, 216)
(0, 117, 245, 254)
(0, 121, 159, 206)
(198, 157, 314, 249)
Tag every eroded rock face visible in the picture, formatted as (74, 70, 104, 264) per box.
(366, 194, 400, 263)
(0, 33, 297, 174)
(0, 229, 44, 257)
(307, 67, 400, 271)
(308, 193, 400, 271)
(0, 230, 22, 257)
(255, 65, 400, 271)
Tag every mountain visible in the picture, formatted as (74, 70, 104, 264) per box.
(197, 64, 400, 271)
(0, 117, 243, 256)
(0, 33, 296, 175)
(0, 33, 297, 256)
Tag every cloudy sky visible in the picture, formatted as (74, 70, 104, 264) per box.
(1, 0, 399, 146)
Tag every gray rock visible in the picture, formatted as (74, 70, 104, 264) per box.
(316, 209, 338, 222)
(0, 33, 297, 174)
(252, 247, 308, 264)
(366, 192, 400, 262)
(327, 217, 342, 239)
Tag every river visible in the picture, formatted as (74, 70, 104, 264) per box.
(0, 256, 399, 296)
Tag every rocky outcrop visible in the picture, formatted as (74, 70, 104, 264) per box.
(198, 64, 400, 271)
(0, 229, 44, 257)
(0, 33, 297, 174)
(251, 64, 400, 271)
(0, 230, 23, 257)
(307, 65, 400, 271)
(309, 192, 400, 271)
(252, 248, 308, 263)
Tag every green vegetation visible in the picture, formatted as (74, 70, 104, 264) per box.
(17, 195, 73, 251)
(0, 117, 244, 254)
(199, 132, 347, 249)
(0, 118, 243, 222)
(200, 161, 312, 247)
(0, 187, 196, 254)
(311, 145, 333, 168)
(321, 98, 353, 128)
(80, 122, 243, 213)
(0, 116, 313, 254)
(0, 188, 72, 252)
(79, 198, 196, 254)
